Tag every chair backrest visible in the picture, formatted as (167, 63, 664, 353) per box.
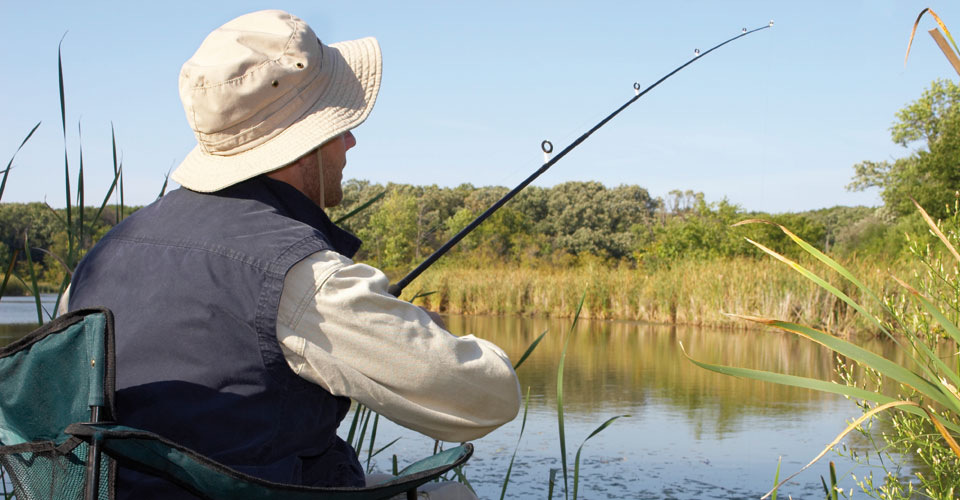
(0, 308, 116, 500)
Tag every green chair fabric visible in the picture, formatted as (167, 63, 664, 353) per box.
(0, 308, 115, 500)
(0, 308, 473, 500)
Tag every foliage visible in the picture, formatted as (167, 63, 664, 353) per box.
(848, 79, 960, 220)
(684, 201, 960, 498)
(837, 200, 960, 499)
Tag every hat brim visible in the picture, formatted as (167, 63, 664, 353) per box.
(171, 37, 382, 193)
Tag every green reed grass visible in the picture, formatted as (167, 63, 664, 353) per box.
(685, 213, 960, 498)
(771, 456, 781, 500)
(498, 387, 531, 500)
(0, 123, 41, 300)
(7, 39, 124, 324)
(552, 293, 627, 500)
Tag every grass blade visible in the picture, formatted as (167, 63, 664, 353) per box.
(51, 274, 70, 319)
(926, 9, 960, 54)
(410, 289, 436, 302)
(346, 402, 364, 447)
(112, 123, 121, 221)
(365, 412, 380, 473)
(450, 466, 474, 493)
(34, 249, 73, 278)
(572, 415, 628, 500)
(355, 407, 373, 453)
(906, 8, 931, 66)
(1, 121, 41, 202)
(682, 341, 936, 422)
(42, 202, 67, 230)
(761, 400, 954, 499)
(76, 121, 85, 255)
(771, 456, 781, 500)
(828, 461, 838, 500)
(0, 249, 19, 301)
(500, 387, 532, 500)
(741, 235, 894, 340)
(514, 329, 548, 371)
(913, 198, 960, 265)
(730, 314, 960, 413)
(557, 293, 586, 500)
(59, 34, 74, 270)
(158, 165, 172, 199)
(92, 164, 121, 232)
(887, 275, 960, 389)
(119, 158, 125, 221)
(680, 341, 960, 433)
(334, 190, 385, 225)
(735, 220, 902, 337)
(929, 29, 960, 84)
(738, 221, 939, 383)
(547, 468, 559, 500)
(368, 437, 401, 463)
(23, 232, 43, 325)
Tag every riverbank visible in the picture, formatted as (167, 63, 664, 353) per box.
(6, 256, 907, 337)
(400, 256, 907, 336)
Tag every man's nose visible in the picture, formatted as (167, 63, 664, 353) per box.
(344, 131, 357, 150)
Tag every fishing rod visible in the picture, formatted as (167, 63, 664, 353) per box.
(387, 21, 773, 298)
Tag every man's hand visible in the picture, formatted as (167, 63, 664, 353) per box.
(419, 307, 447, 330)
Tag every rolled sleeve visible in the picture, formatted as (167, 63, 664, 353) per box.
(277, 250, 521, 442)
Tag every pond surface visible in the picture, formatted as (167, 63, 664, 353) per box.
(0, 301, 903, 498)
(349, 314, 896, 499)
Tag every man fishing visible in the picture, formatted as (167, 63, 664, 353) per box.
(65, 9, 521, 499)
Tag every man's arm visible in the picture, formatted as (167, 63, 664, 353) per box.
(277, 250, 522, 442)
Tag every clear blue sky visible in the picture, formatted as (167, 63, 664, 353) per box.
(2, 1, 957, 212)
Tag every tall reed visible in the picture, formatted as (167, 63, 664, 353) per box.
(685, 211, 960, 499)
(407, 256, 906, 336)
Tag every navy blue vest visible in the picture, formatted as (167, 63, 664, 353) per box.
(68, 177, 365, 497)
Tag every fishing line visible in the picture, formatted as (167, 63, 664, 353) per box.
(388, 21, 774, 297)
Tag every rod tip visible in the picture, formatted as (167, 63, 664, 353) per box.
(768, 19, 774, 27)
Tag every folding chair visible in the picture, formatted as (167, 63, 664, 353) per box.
(0, 308, 471, 500)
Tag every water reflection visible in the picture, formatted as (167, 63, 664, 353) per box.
(0, 323, 36, 347)
(452, 315, 858, 417)
(437, 315, 908, 498)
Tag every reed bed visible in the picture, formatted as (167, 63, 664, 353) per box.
(405, 256, 909, 336)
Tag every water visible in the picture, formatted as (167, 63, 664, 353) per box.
(345, 315, 900, 499)
(0, 302, 904, 498)
(0, 294, 57, 345)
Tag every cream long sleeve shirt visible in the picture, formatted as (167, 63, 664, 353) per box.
(62, 251, 522, 443)
(276, 250, 522, 442)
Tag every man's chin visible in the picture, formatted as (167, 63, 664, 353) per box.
(325, 193, 343, 209)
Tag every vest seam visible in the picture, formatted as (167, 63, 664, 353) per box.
(99, 234, 269, 271)
(255, 234, 332, 391)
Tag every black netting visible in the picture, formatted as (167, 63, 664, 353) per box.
(0, 442, 111, 500)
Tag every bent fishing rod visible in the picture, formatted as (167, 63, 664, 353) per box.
(387, 21, 773, 298)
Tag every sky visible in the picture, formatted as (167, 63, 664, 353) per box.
(1, 1, 958, 213)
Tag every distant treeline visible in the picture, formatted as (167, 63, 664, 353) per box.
(0, 181, 923, 296)
(326, 181, 922, 273)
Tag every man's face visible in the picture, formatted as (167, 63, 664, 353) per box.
(300, 132, 357, 208)
(310, 131, 356, 207)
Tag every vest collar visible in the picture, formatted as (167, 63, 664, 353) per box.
(216, 177, 362, 258)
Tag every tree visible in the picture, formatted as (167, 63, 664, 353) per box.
(848, 79, 960, 219)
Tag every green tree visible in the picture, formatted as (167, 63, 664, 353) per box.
(358, 190, 418, 269)
(848, 79, 960, 219)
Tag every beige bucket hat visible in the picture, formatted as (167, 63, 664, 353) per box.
(171, 10, 381, 192)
